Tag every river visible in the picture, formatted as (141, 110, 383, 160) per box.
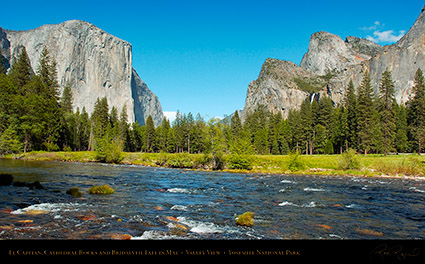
(0, 159, 424, 239)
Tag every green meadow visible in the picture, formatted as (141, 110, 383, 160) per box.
(4, 151, 425, 178)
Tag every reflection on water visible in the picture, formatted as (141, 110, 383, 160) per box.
(0, 159, 424, 239)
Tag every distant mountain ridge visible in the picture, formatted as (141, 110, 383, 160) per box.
(0, 20, 163, 126)
(242, 6, 425, 120)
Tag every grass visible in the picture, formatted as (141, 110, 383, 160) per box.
(88, 185, 115, 195)
(3, 151, 425, 178)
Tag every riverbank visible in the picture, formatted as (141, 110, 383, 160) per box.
(2, 151, 425, 179)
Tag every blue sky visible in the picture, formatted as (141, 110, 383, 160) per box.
(1, 0, 424, 121)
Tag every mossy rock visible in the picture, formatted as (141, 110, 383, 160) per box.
(66, 187, 82, 197)
(88, 185, 115, 195)
(235, 212, 255, 227)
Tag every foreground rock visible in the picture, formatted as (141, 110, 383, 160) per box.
(235, 212, 255, 227)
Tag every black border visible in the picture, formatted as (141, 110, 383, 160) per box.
(1, 239, 425, 262)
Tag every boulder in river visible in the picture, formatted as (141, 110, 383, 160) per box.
(235, 212, 255, 227)
(88, 185, 115, 195)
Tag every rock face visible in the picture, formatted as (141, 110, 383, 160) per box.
(1, 20, 163, 126)
(242, 6, 425, 119)
(369, 8, 425, 104)
(242, 59, 310, 119)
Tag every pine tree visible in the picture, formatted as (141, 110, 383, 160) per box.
(78, 107, 90, 150)
(60, 81, 73, 113)
(230, 110, 242, 137)
(317, 96, 333, 131)
(59, 81, 74, 150)
(191, 113, 207, 153)
(156, 117, 170, 152)
(206, 118, 226, 170)
(128, 122, 141, 152)
(395, 104, 409, 153)
(109, 106, 119, 129)
(357, 71, 375, 155)
(118, 105, 130, 151)
(145, 115, 156, 152)
(288, 109, 303, 152)
(173, 111, 184, 152)
(378, 70, 396, 155)
(9, 47, 32, 89)
(300, 99, 313, 154)
(313, 124, 327, 154)
(407, 68, 425, 154)
(0, 73, 18, 133)
(330, 106, 347, 154)
(90, 97, 109, 150)
(344, 80, 358, 150)
(36, 47, 61, 151)
(37, 47, 59, 99)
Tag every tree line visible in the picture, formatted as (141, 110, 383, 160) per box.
(1, 47, 425, 159)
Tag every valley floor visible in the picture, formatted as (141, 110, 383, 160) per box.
(3, 151, 425, 179)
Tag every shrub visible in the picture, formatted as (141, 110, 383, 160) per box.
(287, 150, 305, 171)
(0, 127, 23, 156)
(63, 146, 72, 152)
(166, 152, 193, 168)
(95, 138, 123, 164)
(338, 149, 361, 170)
(193, 154, 213, 169)
(228, 154, 253, 170)
(212, 150, 226, 170)
(155, 152, 168, 166)
(374, 157, 424, 176)
(88, 185, 115, 195)
(42, 142, 59, 152)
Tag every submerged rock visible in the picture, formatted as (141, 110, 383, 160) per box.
(0, 174, 13, 186)
(235, 212, 255, 227)
(31, 181, 44, 190)
(109, 233, 132, 240)
(13, 181, 45, 190)
(78, 215, 96, 221)
(356, 228, 384, 237)
(66, 187, 82, 197)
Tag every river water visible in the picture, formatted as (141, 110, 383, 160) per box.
(0, 159, 424, 240)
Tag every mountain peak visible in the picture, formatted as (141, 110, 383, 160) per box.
(3, 20, 163, 125)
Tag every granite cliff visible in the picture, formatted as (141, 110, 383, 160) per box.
(242, 6, 425, 120)
(0, 20, 163, 126)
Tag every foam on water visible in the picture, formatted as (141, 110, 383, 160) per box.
(280, 180, 296, 184)
(278, 201, 317, 207)
(409, 187, 425, 193)
(278, 201, 298, 207)
(131, 230, 188, 240)
(177, 216, 238, 234)
(167, 188, 192, 194)
(11, 202, 84, 215)
(303, 187, 326, 192)
(171, 205, 189, 211)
